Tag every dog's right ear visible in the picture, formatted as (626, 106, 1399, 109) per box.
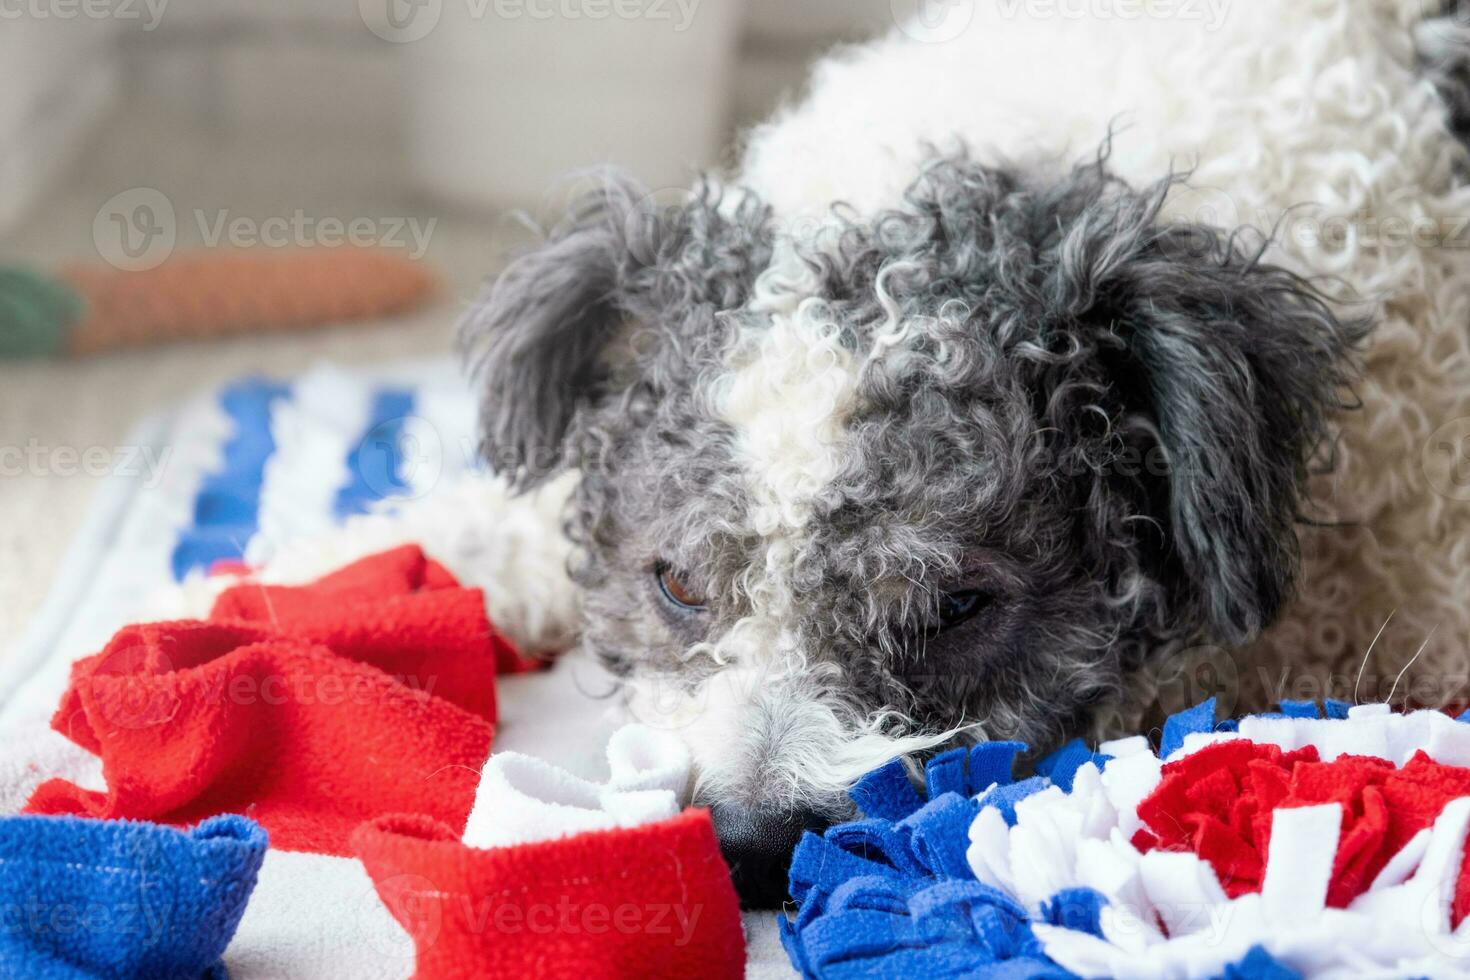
(459, 177, 647, 491)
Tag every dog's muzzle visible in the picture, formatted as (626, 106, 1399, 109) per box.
(708, 801, 831, 908)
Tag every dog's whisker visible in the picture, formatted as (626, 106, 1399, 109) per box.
(1387, 624, 1438, 708)
(1354, 608, 1397, 706)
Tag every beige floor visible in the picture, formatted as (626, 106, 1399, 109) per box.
(0, 111, 535, 675)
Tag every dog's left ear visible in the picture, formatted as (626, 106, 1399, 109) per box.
(460, 175, 771, 491)
(1049, 174, 1365, 643)
(458, 175, 651, 491)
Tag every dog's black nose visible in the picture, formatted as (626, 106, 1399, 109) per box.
(708, 801, 829, 908)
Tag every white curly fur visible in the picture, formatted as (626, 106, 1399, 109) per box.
(738, 0, 1470, 712)
(714, 241, 866, 627)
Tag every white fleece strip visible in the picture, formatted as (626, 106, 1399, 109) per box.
(1170, 705, 1470, 767)
(1260, 804, 1340, 923)
(463, 724, 692, 848)
(251, 366, 371, 564)
(986, 735, 1470, 977)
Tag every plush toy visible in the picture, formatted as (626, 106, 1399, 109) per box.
(0, 248, 436, 358)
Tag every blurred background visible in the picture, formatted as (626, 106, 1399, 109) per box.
(0, 0, 910, 653)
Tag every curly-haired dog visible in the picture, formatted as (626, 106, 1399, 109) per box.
(458, 1, 1470, 904)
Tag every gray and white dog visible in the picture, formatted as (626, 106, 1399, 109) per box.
(460, 1, 1470, 904)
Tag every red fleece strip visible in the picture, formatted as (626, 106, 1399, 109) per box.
(27, 546, 505, 855)
(1132, 739, 1470, 922)
(352, 809, 746, 980)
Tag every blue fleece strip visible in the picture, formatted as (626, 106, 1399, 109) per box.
(171, 378, 290, 580)
(969, 742, 1027, 793)
(1033, 739, 1111, 793)
(333, 388, 416, 518)
(1160, 697, 1220, 758)
(1218, 945, 1302, 979)
(1040, 888, 1107, 936)
(850, 759, 924, 822)
(977, 776, 1049, 827)
(924, 748, 970, 799)
(0, 814, 266, 979)
(781, 701, 1343, 978)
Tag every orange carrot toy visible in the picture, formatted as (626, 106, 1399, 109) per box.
(0, 248, 437, 358)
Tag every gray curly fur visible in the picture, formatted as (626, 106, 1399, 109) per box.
(1418, 2, 1470, 148)
(461, 146, 1364, 813)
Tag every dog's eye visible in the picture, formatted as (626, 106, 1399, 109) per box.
(936, 589, 988, 631)
(655, 562, 707, 611)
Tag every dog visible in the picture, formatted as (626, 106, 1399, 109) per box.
(444, 0, 1470, 905)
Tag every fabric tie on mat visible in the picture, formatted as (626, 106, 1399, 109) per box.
(778, 703, 1442, 978)
(1131, 737, 1470, 914)
(464, 723, 691, 847)
(0, 813, 266, 979)
(951, 698, 1470, 979)
(353, 808, 745, 980)
(207, 541, 533, 682)
(24, 547, 507, 854)
(345, 723, 744, 979)
(781, 740, 1105, 978)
